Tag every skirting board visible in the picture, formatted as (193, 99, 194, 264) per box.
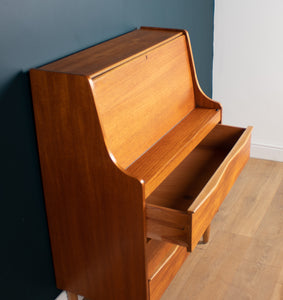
(55, 291, 84, 300)
(251, 143, 283, 162)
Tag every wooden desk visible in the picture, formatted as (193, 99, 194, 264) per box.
(30, 27, 252, 300)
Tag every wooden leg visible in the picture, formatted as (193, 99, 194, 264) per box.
(67, 291, 78, 300)
(203, 224, 211, 244)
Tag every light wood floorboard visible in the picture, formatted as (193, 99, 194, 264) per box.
(162, 158, 283, 300)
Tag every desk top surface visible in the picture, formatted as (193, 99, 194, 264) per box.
(39, 27, 183, 78)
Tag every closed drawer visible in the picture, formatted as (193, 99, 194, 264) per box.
(146, 124, 252, 252)
(146, 239, 189, 300)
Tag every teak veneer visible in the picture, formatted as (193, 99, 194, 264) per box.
(30, 27, 252, 300)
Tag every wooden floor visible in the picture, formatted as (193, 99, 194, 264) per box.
(162, 158, 283, 300)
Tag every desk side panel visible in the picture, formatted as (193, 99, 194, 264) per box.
(30, 70, 147, 300)
(182, 30, 222, 112)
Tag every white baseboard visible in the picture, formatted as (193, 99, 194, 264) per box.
(55, 291, 84, 300)
(251, 143, 283, 162)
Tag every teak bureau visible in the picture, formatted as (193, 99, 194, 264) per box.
(30, 27, 252, 300)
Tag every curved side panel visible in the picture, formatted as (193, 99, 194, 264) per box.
(182, 30, 222, 113)
(30, 70, 147, 300)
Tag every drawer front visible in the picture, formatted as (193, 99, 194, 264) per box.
(146, 125, 252, 251)
(188, 126, 252, 251)
(148, 244, 188, 300)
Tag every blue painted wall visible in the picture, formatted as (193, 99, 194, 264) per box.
(0, 1, 214, 299)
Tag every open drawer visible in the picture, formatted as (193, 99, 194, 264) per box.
(146, 124, 252, 252)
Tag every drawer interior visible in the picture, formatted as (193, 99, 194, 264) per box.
(146, 124, 251, 250)
(146, 125, 245, 210)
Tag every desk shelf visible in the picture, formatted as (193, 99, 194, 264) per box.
(127, 108, 221, 198)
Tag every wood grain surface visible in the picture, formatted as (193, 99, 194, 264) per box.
(93, 35, 195, 169)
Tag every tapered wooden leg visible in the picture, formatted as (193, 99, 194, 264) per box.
(67, 291, 78, 300)
(203, 224, 211, 244)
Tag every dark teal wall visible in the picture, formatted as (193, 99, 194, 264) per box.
(0, 1, 214, 299)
